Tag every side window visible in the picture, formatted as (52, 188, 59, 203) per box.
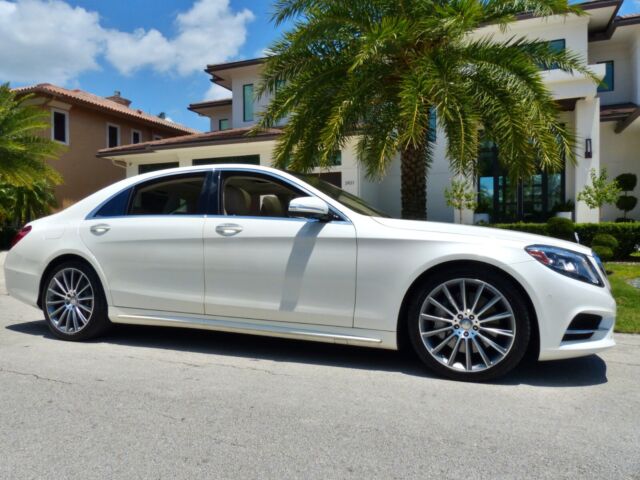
(129, 174, 207, 216)
(221, 173, 306, 218)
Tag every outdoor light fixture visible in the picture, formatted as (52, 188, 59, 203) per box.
(585, 138, 593, 158)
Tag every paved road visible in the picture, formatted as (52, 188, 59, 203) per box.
(1, 252, 639, 479)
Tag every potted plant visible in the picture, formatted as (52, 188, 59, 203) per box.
(445, 179, 477, 224)
(553, 199, 574, 220)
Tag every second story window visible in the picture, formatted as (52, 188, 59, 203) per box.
(52, 109, 68, 144)
(539, 39, 565, 70)
(597, 61, 614, 92)
(107, 124, 120, 148)
(132, 130, 142, 144)
(243, 84, 254, 122)
(219, 118, 229, 130)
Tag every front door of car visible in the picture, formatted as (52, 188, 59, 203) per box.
(203, 170, 357, 327)
(80, 171, 210, 315)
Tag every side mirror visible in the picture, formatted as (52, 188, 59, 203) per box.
(288, 196, 331, 221)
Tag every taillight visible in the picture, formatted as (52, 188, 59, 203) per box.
(10, 225, 32, 249)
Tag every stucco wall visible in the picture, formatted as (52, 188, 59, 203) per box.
(590, 41, 635, 105)
(38, 99, 189, 208)
(600, 121, 640, 221)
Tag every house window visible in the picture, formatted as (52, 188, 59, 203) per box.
(428, 108, 437, 143)
(192, 155, 260, 166)
(138, 162, 179, 175)
(51, 110, 68, 144)
(131, 130, 142, 144)
(477, 140, 565, 223)
(107, 124, 120, 148)
(539, 39, 565, 70)
(597, 61, 614, 92)
(243, 84, 254, 122)
(329, 151, 342, 166)
(219, 119, 229, 130)
(153, 134, 163, 141)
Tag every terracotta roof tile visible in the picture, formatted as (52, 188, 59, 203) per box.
(97, 126, 282, 157)
(13, 83, 198, 135)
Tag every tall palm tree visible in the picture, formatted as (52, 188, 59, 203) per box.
(255, 0, 597, 219)
(0, 83, 61, 187)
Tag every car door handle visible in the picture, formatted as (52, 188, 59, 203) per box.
(215, 223, 243, 237)
(90, 224, 111, 235)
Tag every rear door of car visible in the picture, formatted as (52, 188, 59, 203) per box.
(80, 171, 211, 315)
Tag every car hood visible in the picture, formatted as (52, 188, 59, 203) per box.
(371, 217, 594, 255)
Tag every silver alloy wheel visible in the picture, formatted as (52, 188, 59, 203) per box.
(45, 268, 94, 334)
(418, 278, 516, 372)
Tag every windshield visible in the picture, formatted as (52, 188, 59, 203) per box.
(292, 173, 390, 217)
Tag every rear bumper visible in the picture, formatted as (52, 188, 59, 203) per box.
(4, 250, 41, 308)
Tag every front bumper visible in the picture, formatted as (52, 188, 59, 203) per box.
(509, 259, 616, 362)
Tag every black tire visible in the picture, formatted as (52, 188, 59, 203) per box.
(42, 260, 111, 341)
(407, 266, 531, 382)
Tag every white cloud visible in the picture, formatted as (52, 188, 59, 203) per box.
(0, 0, 104, 84)
(204, 83, 232, 100)
(104, 0, 254, 77)
(0, 0, 254, 85)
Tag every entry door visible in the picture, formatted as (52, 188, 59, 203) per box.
(80, 172, 208, 315)
(203, 171, 357, 327)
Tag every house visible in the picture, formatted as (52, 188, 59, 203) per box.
(13, 84, 198, 209)
(98, 0, 640, 223)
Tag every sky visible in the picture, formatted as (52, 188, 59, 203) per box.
(0, 0, 291, 131)
(0, 0, 639, 131)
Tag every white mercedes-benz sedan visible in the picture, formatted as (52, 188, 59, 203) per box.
(4, 165, 616, 381)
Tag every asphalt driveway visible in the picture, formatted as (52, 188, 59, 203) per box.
(1, 252, 639, 479)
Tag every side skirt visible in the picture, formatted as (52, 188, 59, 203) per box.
(109, 307, 398, 350)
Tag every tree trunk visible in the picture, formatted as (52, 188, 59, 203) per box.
(400, 143, 428, 220)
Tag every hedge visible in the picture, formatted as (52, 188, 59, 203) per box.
(492, 222, 640, 260)
(0, 226, 18, 250)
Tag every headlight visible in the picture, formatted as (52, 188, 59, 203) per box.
(525, 245, 603, 286)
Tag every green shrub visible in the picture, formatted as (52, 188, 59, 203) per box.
(591, 233, 619, 250)
(592, 245, 614, 261)
(546, 217, 575, 241)
(491, 222, 549, 236)
(492, 222, 640, 260)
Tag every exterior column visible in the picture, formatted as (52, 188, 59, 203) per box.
(573, 97, 600, 223)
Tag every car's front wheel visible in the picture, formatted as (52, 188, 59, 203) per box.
(408, 266, 531, 382)
(42, 260, 110, 341)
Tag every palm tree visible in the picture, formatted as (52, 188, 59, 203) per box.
(0, 180, 58, 225)
(0, 83, 62, 187)
(255, 0, 597, 219)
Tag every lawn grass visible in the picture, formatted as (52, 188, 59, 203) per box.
(605, 262, 640, 334)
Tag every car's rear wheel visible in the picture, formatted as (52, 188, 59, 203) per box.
(408, 266, 531, 382)
(42, 261, 110, 341)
